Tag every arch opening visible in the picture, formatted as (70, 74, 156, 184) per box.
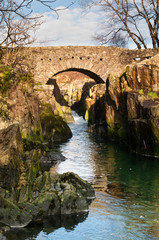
(46, 69, 105, 117)
(53, 68, 104, 84)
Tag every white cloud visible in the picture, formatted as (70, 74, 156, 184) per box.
(33, 7, 101, 46)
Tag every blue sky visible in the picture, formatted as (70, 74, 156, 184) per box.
(31, 0, 151, 48)
(31, 0, 102, 46)
(32, 0, 79, 13)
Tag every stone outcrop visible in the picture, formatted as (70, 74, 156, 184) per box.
(85, 54, 159, 157)
(35, 83, 74, 123)
(39, 103, 72, 144)
(0, 170, 94, 228)
(85, 84, 107, 135)
(0, 124, 23, 191)
(122, 54, 159, 93)
(0, 69, 41, 138)
(0, 125, 95, 229)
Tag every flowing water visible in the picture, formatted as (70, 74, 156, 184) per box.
(6, 112, 159, 239)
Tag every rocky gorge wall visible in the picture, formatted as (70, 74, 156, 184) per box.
(85, 53, 159, 158)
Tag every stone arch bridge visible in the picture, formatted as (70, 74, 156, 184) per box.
(17, 46, 158, 84)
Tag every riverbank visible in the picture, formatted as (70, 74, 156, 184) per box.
(0, 66, 95, 233)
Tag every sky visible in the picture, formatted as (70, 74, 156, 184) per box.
(32, 0, 102, 46)
(30, 0, 151, 48)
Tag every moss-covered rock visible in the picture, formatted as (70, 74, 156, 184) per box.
(0, 171, 95, 228)
(0, 124, 23, 191)
(30, 171, 95, 218)
(0, 196, 32, 228)
(18, 149, 41, 203)
(40, 103, 72, 144)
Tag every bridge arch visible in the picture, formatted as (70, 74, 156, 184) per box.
(47, 68, 105, 85)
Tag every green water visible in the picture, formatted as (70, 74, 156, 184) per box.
(4, 113, 159, 240)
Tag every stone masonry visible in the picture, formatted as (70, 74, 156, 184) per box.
(7, 46, 159, 84)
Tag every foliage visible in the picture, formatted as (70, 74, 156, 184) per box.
(19, 72, 34, 88)
(138, 89, 144, 95)
(147, 91, 158, 98)
(126, 66, 130, 72)
(0, 66, 13, 96)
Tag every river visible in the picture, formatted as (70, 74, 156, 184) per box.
(6, 112, 159, 239)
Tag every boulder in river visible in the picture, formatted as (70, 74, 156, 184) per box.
(18, 171, 95, 223)
(0, 172, 95, 228)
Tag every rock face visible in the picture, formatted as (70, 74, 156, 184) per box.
(85, 54, 159, 157)
(126, 93, 159, 156)
(0, 66, 73, 137)
(0, 124, 23, 190)
(85, 84, 107, 135)
(51, 71, 97, 116)
(0, 68, 41, 137)
(35, 83, 74, 123)
(40, 103, 72, 144)
(122, 54, 159, 93)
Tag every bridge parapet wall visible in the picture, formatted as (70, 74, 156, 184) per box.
(10, 46, 159, 83)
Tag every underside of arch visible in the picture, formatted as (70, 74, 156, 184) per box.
(52, 68, 104, 84)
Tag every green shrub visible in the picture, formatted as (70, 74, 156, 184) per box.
(147, 92, 158, 98)
(0, 67, 13, 96)
(138, 89, 144, 95)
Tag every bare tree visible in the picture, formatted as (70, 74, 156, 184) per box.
(0, 0, 75, 64)
(79, 0, 159, 49)
(0, 10, 41, 64)
(0, 0, 75, 19)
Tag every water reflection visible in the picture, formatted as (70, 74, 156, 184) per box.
(4, 213, 88, 240)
